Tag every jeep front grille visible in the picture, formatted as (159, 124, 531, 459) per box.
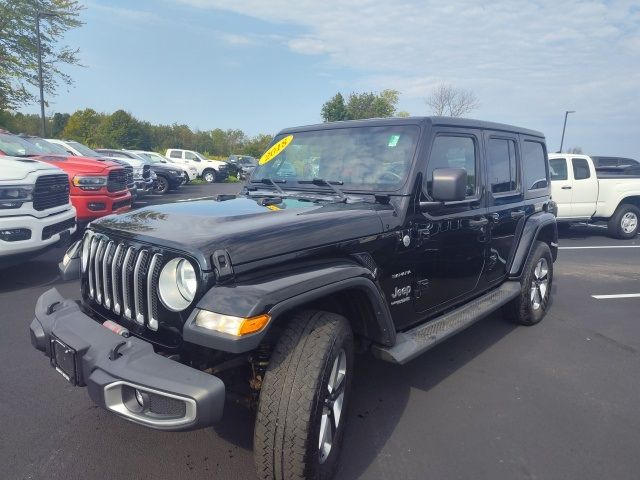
(85, 233, 162, 331)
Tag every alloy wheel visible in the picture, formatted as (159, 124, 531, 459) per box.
(319, 348, 347, 464)
(530, 258, 549, 310)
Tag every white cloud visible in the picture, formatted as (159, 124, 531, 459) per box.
(175, 0, 640, 153)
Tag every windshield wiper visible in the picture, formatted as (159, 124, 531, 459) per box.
(298, 178, 347, 201)
(250, 177, 286, 195)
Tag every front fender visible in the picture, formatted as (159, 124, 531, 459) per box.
(183, 261, 395, 353)
(508, 212, 558, 279)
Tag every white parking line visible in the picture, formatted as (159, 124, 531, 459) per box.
(559, 245, 640, 250)
(592, 293, 640, 299)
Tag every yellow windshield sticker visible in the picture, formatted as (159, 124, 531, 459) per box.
(266, 204, 281, 211)
(259, 135, 293, 165)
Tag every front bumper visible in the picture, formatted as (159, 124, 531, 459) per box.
(0, 206, 76, 258)
(73, 191, 132, 221)
(30, 288, 225, 431)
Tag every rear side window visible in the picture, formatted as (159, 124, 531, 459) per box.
(169, 151, 182, 159)
(572, 158, 590, 180)
(487, 138, 518, 194)
(522, 141, 548, 190)
(549, 158, 568, 181)
(426, 135, 477, 197)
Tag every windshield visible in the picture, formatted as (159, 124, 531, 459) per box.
(21, 137, 69, 155)
(251, 125, 419, 192)
(68, 141, 101, 157)
(139, 152, 167, 164)
(0, 133, 43, 156)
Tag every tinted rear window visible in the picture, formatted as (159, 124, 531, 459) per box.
(522, 141, 548, 190)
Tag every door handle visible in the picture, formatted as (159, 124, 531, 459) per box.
(561, 186, 572, 190)
(510, 210, 526, 219)
(468, 217, 489, 228)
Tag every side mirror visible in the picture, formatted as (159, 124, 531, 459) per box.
(431, 168, 467, 202)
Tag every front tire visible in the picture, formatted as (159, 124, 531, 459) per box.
(254, 310, 354, 480)
(504, 241, 553, 326)
(154, 175, 169, 194)
(202, 169, 217, 183)
(608, 204, 639, 239)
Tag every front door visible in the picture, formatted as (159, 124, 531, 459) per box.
(412, 129, 487, 318)
(549, 157, 573, 218)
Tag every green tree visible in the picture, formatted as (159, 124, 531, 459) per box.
(50, 112, 69, 136)
(62, 108, 103, 144)
(96, 109, 150, 149)
(346, 89, 400, 119)
(321, 93, 347, 122)
(0, 0, 84, 111)
(321, 89, 400, 121)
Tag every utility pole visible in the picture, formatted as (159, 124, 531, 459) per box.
(559, 110, 575, 153)
(36, 11, 58, 137)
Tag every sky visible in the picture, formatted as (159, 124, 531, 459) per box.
(23, 0, 640, 156)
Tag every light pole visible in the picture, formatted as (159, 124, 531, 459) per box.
(36, 11, 58, 137)
(559, 110, 575, 153)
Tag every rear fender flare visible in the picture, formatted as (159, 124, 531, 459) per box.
(508, 212, 558, 279)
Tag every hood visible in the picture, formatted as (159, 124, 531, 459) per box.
(0, 156, 62, 181)
(91, 196, 385, 268)
(34, 154, 119, 174)
(150, 163, 181, 174)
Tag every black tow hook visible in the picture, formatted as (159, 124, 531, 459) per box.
(109, 341, 127, 361)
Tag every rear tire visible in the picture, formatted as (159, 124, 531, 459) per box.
(607, 204, 639, 239)
(202, 169, 217, 183)
(254, 310, 354, 480)
(504, 241, 553, 326)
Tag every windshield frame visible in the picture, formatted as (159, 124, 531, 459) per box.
(250, 123, 422, 195)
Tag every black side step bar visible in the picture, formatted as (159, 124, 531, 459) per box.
(371, 281, 521, 365)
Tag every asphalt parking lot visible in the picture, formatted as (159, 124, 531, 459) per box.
(1, 184, 639, 480)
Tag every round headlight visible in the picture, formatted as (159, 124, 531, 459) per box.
(158, 257, 198, 311)
(81, 233, 92, 272)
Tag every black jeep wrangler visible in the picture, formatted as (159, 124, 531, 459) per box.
(30, 117, 557, 480)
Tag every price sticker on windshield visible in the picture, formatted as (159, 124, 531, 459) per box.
(388, 134, 401, 147)
(259, 135, 294, 165)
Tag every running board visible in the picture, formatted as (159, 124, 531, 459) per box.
(372, 281, 521, 365)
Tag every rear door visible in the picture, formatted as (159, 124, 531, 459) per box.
(549, 157, 573, 218)
(481, 132, 524, 286)
(411, 128, 487, 317)
(568, 157, 598, 217)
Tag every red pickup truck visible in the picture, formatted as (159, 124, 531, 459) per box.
(0, 131, 131, 225)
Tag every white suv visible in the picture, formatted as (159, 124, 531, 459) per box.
(165, 149, 229, 183)
(0, 156, 76, 266)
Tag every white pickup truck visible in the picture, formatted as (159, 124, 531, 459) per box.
(549, 153, 640, 238)
(0, 156, 77, 266)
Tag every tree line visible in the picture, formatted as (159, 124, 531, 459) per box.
(0, 108, 274, 158)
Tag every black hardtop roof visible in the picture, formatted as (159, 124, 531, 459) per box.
(279, 116, 544, 139)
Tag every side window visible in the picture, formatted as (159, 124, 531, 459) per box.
(572, 158, 591, 180)
(522, 141, 548, 190)
(487, 137, 519, 194)
(169, 150, 181, 159)
(549, 158, 568, 181)
(185, 151, 198, 161)
(426, 135, 476, 197)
